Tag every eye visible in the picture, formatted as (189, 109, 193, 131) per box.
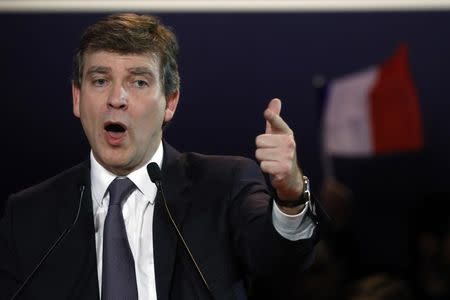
(134, 80, 149, 88)
(93, 78, 108, 87)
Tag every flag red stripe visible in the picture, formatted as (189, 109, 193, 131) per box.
(370, 43, 424, 154)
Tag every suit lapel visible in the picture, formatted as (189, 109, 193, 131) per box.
(153, 142, 192, 300)
(56, 161, 100, 299)
(50, 146, 195, 299)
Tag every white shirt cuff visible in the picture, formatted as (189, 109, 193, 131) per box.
(272, 200, 316, 241)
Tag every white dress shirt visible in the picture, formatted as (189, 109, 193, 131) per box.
(90, 141, 315, 299)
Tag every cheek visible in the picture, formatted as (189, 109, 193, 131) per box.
(134, 100, 165, 133)
(149, 97, 166, 120)
(150, 103, 166, 128)
(79, 97, 101, 132)
(79, 101, 93, 122)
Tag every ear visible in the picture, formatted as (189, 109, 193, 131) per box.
(72, 81, 81, 118)
(164, 89, 180, 122)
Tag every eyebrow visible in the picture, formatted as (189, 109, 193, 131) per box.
(85, 66, 111, 76)
(128, 67, 156, 79)
(84, 66, 157, 79)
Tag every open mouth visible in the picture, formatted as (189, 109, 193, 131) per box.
(104, 122, 128, 145)
(104, 122, 127, 133)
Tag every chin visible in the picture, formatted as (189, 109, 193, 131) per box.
(97, 149, 132, 172)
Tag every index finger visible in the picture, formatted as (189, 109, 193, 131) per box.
(265, 108, 292, 134)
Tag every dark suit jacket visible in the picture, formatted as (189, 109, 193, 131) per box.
(0, 142, 321, 300)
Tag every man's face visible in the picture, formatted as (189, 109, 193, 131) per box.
(72, 51, 179, 175)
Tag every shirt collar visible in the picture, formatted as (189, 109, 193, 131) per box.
(90, 141, 164, 211)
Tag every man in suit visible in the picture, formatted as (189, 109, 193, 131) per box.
(0, 13, 322, 299)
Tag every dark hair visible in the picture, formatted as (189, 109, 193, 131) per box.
(72, 13, 180, 97)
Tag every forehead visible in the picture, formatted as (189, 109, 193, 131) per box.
(82, 50, 160, 75)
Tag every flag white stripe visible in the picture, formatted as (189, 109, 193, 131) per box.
(323, 66, 378, 157)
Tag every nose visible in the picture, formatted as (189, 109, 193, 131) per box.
(107, 84, 128, 110)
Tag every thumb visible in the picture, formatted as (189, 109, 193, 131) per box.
(265, 98, 282, 133)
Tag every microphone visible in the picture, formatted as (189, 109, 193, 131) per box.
(9, 185, 86, 300)
(147, 162, 162, 188)
(147, 162, 213, 296)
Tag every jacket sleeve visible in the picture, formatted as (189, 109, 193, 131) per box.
(227, 158, 320, 297)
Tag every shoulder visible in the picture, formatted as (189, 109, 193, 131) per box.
(185, 152, 257, 170)
(179, 152, 266, 187)
(8, 161, 89, 207)
(163, 142, 264, 182)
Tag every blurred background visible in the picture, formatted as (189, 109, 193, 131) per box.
(1, 1, 449, 299)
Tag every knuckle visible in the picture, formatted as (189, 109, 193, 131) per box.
(255, 148, 262, 159)
(275, 174, 285, 182)
(282, 162, 291, 173)
(287, 137, 296, 149)
(255, 135, 262, 146)
(256, 134, 269, 146)
(260, 161, 267, 170)
(287, 151, 294, 161)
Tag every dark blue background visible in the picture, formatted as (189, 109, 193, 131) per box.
(2, 11, 450, 287)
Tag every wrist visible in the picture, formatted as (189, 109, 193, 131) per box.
(274, 176, 310, 208)
(277, 203, 305, 215)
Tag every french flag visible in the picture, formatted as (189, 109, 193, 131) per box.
(322, 44, 424, 157)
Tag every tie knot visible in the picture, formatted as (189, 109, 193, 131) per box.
(108, 177, 135, 206)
